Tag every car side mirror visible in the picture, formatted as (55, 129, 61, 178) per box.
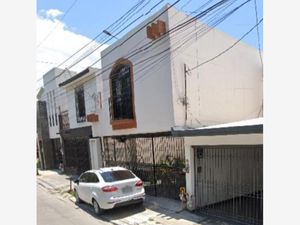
(74, 179, 79, 184)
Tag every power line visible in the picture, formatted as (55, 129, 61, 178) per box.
(88, 0, 232, 70)
(188, 17, 263, 72)
(65, 0, 171, 72)
(36, 0, 149, 83)
(36, 0, 80, 48)
(68, 0, 156, 67)
(41, 0, 182, 88)
(39, 0, 243, 105)
(253, 0, 263, 117)
(41, 2, 262, 126)
(54, 0, 233, 91)
(254, 0, 263, 67)
(39, 0, 239, 103)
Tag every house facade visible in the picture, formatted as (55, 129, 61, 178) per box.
(85, 4, 263, 203)
(58, 67, 102, 174)
(37, 4, 263, 224)
(94, 5, 262, 138)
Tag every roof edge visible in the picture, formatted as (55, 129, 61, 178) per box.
(171, 124, 263, 137)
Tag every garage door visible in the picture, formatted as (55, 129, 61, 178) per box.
(194, 145, 263, 224)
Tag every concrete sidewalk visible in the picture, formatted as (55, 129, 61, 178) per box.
(37, 169, 71, 193)
(37, 169, 234, 225)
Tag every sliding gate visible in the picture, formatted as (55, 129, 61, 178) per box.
(103, 135, 186, 200)
(194, 145, 263, 224)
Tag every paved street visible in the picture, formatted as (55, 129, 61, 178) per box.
(37, 171, 235, 225)
(37, 184, 110, 225)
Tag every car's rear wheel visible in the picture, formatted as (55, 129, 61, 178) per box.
(74, 190, 82, 203)
(92, 199, 104, 215)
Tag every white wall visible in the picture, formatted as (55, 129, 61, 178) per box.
(92, 5, 263, 137)
(167, 7, 263, 128)
(184, 133, 263, 210)
(65, 74, 100, 131)
(97, 5, 175, 137)
(41, 68, 75, 139)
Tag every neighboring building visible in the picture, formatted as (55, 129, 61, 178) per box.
(36, 87, 53, 169)
(37, 67, 76, 169)
(58, 67, 102, 174)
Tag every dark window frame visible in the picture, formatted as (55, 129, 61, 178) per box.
(109, 58, 136, 130)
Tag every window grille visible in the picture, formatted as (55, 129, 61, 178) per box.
(75, 85, 86, 123)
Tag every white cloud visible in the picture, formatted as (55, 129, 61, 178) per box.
(36, 15, 109, 88)
(45, 9, 63, 19)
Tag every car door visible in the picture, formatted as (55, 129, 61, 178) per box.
(78, 173, 90, 202)
(85, 172, 100, 204)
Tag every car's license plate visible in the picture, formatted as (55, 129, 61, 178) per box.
(122, 186, 133, 194)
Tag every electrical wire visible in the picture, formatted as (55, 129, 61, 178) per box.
(40, 0, 234, 101)
(188, 18, 263, 72)
(36, 0, 149, 83)
(38, 0, 240, 105)
(254, 0, 263, 67)
(63, 0, 182, 75)
(39, 0, 244, 108)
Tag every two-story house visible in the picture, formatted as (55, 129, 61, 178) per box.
(88, 4, 262, 224)
(38, 4, 263, 224)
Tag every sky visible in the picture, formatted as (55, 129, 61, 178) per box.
(36, 0, 263, 87)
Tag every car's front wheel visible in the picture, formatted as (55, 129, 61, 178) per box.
(92, 199, 104, 215)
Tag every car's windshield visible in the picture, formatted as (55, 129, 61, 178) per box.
(99, 170, 135, 182)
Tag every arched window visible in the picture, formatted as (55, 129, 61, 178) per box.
(109, 58, 136, 130)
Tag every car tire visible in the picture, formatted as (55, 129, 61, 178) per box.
(92, 199, 104, 215)
(74, 190, 82, 204)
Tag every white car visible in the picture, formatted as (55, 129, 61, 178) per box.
(73, 167, 145, 215)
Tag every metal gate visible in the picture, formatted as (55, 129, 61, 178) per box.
(63, 137, 91, 174)
(194, 145, 263, 225)
(103, 134, 186, 200)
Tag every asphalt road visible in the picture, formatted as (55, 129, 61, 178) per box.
(37, 185, 111, 225)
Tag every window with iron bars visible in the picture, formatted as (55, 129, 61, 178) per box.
(75, 85, 86, 123)
(111, 64, 134, 120)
